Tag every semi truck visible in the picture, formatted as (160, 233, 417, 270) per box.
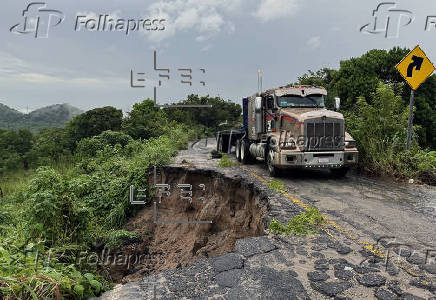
(216, 84, 358, 177)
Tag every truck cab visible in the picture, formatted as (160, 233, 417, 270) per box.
(235, 85, 358, 177)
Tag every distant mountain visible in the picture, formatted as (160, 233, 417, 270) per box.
(0, 103, 83, 131)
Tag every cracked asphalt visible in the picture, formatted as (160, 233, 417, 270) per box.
(95, 138, 436, 300)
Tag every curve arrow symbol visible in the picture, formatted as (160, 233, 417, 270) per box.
(407, 55, 424, 77)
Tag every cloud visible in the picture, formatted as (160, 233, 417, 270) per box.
(0, 52, 30, 75)
(145, 0, 242, 43)
(253, 0, 300, 22)
(0, 51, 129, 88)
(306, 36, 321, 49)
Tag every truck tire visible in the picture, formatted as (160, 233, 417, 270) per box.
(330, 167, 349, 178)
(235, 139, 241, 162)
(266, 147, 280, 177)
(240, 140, 252, 164)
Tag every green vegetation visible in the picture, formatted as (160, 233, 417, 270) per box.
(217, 154, 239, 167)
(299, 47, 436, 183)
(164, 95, 242, 134)
(269, 179, 286, 192)
(0, 103, 82, 132)
(344, 83, 436, 183)
(268, 207, 327, 235)
(67, 106, 123, 148)
(0, 97, 225, 299)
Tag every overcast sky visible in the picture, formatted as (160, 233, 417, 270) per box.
(1, 0, 436, 113)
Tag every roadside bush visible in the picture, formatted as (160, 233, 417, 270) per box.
(0, 124, 193, 299)
(345, 82, 436, 183)
(75, 130, 133, 159)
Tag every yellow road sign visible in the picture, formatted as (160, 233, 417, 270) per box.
(396, 45, 435, 90)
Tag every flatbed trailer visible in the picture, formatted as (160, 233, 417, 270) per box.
(216, 129, 245, 154)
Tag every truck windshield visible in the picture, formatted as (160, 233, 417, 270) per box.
(278, 94, 325, 108)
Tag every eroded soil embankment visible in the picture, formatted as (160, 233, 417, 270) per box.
(109, 167, 269, 282)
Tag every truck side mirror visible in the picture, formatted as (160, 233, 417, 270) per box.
(266, 96, 275, 110)
(334, 97, 341, 111)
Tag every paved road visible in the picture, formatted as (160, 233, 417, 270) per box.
(200, 138, 436, 252)
(95, 138, 436, 299)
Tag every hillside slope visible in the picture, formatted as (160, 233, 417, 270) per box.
(0, 103, 83, 131)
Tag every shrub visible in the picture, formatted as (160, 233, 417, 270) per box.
(268, 207, 327, 235)
(345, 82, 436, 183)
(217, 155, 239, 167)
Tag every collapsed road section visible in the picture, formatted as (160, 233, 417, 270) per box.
(103, 166, 270, 283)
(95, 140, 435, 299)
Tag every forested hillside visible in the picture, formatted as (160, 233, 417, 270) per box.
(0, 103, 83, 131)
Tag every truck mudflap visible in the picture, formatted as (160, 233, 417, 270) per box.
(275, 150, 358, 169)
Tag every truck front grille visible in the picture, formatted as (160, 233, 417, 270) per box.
(305, 118, 344, 151)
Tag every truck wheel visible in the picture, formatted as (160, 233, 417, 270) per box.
(267, 148, 280, 177)
(235, 139, 241, 162)
(330, 167, 349, 178)
(240, 140, 251, 164)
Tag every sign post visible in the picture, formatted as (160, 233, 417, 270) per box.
(406, 90, 415, 150)
(396, 45, 435, 150)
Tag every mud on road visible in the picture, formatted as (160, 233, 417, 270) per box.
(96, 138, 436, 300)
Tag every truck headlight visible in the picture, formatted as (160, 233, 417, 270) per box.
(280, 141, 296, 150)
(345, 140, 356, 148)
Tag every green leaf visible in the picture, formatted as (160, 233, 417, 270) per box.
(84, 273, 95, 281)
(74, 284, 85, 296)
(89, 279, 102, 293)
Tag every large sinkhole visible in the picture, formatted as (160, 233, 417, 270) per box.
(108, 167, 268, 283)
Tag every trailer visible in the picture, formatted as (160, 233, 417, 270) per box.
(216, 129, 244, 154)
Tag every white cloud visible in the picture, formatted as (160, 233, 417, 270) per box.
(145, 0, 242, 43)
(306, 36, 321, 49)
(254, 0, 300, 22)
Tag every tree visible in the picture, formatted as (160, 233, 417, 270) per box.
(122, 99, 168, 140)
(298, 68, 338, 108)
(0, 129, 33, 172)
(26, 128, 71, 167)
(164, 95, 242, 133)
(331, 47, 410, 109)
(299, 47, 435, 149)
(66, 106, 122, 147)
(413, 75, 436, 149)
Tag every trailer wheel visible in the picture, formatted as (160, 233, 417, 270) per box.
(240, 140, 252, 164)
(267, 148, 280, 177)
(235, 139, 241, 162)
